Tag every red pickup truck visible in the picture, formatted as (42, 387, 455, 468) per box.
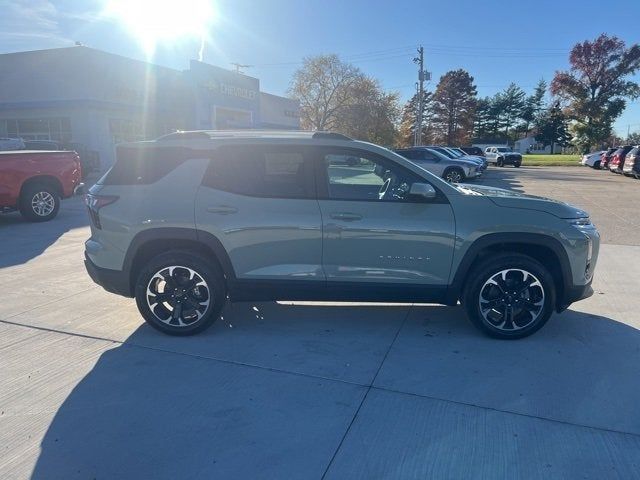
(0, 150, 83, 222)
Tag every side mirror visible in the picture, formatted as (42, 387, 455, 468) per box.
(409, 182, 437, 201)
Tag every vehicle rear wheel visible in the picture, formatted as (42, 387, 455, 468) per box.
(135, 251, 226, 336)
(463, 253, 556, 339)
(496, 158, 504, 167)
(443, 167, 464, 183)
(19, 183, 60, 222)
(514, 162, 521, 168)
(593, 160, 601, 169)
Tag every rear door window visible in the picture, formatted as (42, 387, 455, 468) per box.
(202, 145, 315, 199)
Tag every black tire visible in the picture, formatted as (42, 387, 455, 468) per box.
(496, 158, 504, 167)
(593, 160, 601, 170)
(462, 253, 556, 339)
(19, 183, 60, 222)
(514, 162, 521, 168)
(135, 251, 227, 336)
(443, 167, 465, 183)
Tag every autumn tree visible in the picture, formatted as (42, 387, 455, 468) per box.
(551, 34, 640, 152)
(397, 90, 434, 147)
(334, 77, 400, 146)
(431, 69, 477, 145)
(289, 54, 362, 131)
(289, 54, 400, 143)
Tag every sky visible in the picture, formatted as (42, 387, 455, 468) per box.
(1, 0, 639, 137)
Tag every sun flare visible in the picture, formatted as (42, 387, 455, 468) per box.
(105, 0, 216, 57)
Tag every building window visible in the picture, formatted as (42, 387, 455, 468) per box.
(0, 118, 71, 142)
(109, 119, 184, 144)
(213, 107, 252, 129)
(109, 119, 144, 144)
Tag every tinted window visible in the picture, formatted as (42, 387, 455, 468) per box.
(203, 145, 313, 199)
(100, 146, 191, 185)
(323, 151, 421, 202)
(628, 147, 638, 156)
(396, 149, 418, 160)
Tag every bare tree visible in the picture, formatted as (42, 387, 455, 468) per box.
(289, 54, 362, 131)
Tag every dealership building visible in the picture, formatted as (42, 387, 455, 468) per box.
(0, 46, 300, 169)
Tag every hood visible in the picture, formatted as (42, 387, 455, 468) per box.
(456, 183, 588, 219)
(452, 159, 480, 167)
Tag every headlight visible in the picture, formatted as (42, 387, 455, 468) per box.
(566, 217, 591, 227)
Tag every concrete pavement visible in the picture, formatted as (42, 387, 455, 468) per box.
(1, 167, 639, 479)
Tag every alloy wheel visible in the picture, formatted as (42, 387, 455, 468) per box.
(146, 265, 211, 327)
(478, 268, 545, 331)
(31, 191, 56, 216)
(445, 170, 462, 183)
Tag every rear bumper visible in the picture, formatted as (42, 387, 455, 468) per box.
(84, 253, 132, 297)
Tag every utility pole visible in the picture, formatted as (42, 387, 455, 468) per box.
(413, 46, 424, 146)
(413, 46, 431, 146)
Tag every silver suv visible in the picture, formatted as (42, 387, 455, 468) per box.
(394, 147, 480, 183)
(84, 131, 599, 339)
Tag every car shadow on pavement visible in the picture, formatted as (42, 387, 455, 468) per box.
(30, 305, 640, 479)
(474, 167, 524, 191)
(0, 198, 88, 269)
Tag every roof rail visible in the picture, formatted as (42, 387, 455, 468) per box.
(311, 132, 353, 141)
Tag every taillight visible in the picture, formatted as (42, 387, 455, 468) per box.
(85, 194, 119, 229)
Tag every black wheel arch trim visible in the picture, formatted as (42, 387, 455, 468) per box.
(446, 232, 573, 306)
(121, 227, 237, 296)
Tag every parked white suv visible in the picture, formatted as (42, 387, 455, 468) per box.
(485, 146, 522, 167)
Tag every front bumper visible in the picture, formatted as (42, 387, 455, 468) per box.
(84, 253, 133, 297)
(557, 282, 593, 312)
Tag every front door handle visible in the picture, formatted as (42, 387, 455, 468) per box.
(330, 212, 362, 221)
(207, 205, 238, 215)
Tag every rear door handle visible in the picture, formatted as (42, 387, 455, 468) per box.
(330, 212, 362, 221)
(207, 205, 238, 215)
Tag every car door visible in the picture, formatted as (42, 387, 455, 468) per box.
(413, 149, 445, 177)
(315, 147, 456, 290)
(195, 144, 324, 284)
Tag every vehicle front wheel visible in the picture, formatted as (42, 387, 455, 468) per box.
(462, 253, 556, 339)
(19, 184, 60, 222)
(514, 162, 521, 168)
(443, 167, 465, 183)
(593, 160, 601, 169)
(135, 251, 227, 336)
(496, 158, 504, 167)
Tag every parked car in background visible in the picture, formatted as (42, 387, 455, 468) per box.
(0, 150, 83, 221)
(581, 150, 606, 169)
(600, 147, 619, 170)
(448, 147, 488, 170)
(426, 146, 486, 171)
(0, 138, 25, 151)
(394, 146, 481, 183)
(23, 140, 63, 150)
(485, 146, 523, 167)
(622, 146, 640, 178)
(460, 146, 484, 157)
(608, 145, 634, 173)
(84, 130, 599, 339)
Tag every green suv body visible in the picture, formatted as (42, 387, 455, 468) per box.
(84, 131, 599, 338)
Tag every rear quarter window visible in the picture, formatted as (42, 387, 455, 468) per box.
(99, 146, 193, 185)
